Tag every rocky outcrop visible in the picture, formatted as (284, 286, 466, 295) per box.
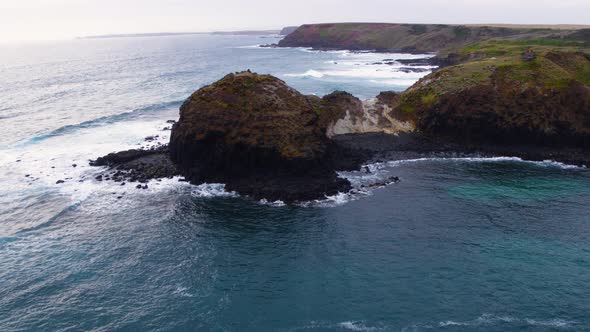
(90, 146, 179, 183)
(394, 50, 590, 147)
(169, 71, 352, 202)
(90, 72, 416, 202)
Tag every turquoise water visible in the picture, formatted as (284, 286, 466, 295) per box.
(1, 35, 590, 331)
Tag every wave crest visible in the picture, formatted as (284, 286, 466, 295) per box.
(24, 99, 183, 144)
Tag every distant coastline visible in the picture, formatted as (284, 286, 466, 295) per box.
(78, 30, 282, 39)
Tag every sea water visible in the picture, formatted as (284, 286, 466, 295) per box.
(1, 34, 589, 331)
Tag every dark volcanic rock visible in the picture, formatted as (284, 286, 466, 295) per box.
(169, 71, 352, 202)
(90, 146, 179, 183)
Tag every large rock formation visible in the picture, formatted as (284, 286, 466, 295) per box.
(394, 48, 590, 147)
(90, 44, 590, 203)
(90, 72, 416, 202)
(169, 71, 352, 202)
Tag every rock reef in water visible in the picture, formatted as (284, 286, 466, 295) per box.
(90, 146, 179, 183)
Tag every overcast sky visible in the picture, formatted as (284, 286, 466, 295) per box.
(1, 0, 589, 42)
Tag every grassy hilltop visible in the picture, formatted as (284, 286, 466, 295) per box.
(396, 39, 590, 145)
(278, 23, 589, 53)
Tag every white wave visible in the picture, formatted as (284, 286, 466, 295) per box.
(327, 68, 428, 79)
(284, 69, 325, 78)
(0, 117, 181, 204)
(434, 314, 574, 329)
(280, 46, 434, 59)
(234, 44, 265, 49)
(190, 183, 237, 198)
(285, 320, 384, 332)
(172, 286, 194, 298)
(286, 67, 430, 80)
(339, 321, 382, 331)
(358, 156, 585, 171)
(524, 318, 575, 328)
(439, 314, 515, 327)
(320, 192, 358, 206)
(370, 79, 421, 86)
(279, 47, 435, 85)
(258, 199, 286, 207)
(299, 188, 374, 208)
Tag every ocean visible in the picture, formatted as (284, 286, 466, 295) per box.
(1, 34, 589, 331)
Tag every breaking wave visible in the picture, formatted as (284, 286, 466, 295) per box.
(372, 156, 585, 170)
(402, 313, 576, 331)
(24, 99, 183, 144)
(284, 69, 325, 78)
(190, 183, 238, 198)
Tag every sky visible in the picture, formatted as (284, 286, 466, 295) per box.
(0, 0, 589, 42)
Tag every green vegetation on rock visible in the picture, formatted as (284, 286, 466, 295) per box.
(393, 40, 590, 146)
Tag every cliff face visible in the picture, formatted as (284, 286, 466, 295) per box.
(315, 91, 414, 137)
(394, 45, 590, 147)
(170, 71, 326, 167)
(277, 23, 575, 53)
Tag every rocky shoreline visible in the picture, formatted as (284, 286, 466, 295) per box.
(89, 131, 589, 202)
(90, 67, 589, 203)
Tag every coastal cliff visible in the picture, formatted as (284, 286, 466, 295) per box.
(393, 43, 590, 147)
(277, 23, 584, 53)
(279, 23, 590, 148)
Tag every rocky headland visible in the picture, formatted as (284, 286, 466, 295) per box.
(92, 71, 400, 202)
(276, 23, 590, 160)
(167, 71, 355, 202)
(91, 24, 590, 203)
